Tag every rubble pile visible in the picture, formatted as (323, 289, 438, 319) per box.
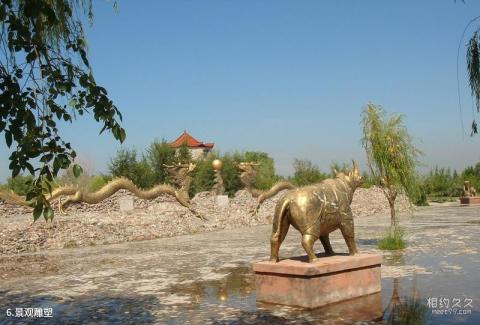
(0, 186, 411, 254)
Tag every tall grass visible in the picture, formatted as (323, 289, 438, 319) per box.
(378, 228, 407, 250)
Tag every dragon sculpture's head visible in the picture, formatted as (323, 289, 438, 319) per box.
(332, 160, 363, 190)
(237, 162, 260, 172)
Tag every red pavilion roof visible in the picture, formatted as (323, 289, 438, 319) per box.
(168, 131, 214, 148)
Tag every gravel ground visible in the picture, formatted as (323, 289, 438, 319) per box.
(0, 186, 411, 255)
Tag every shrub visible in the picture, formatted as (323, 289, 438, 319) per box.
(88, 175, 107, 192)
(176, 143, 192, 164)
(190, 153, 216, 195)
(291, 159, 328, 186)
(108, 148, 155, 188)
(4, 175, 34, 196)
(377, 229, 407, 250)
(146, 140, 176, 184)
(244, 151, 280, 190)
(109, 148, 138, 180)
(412, 185, 429, 206)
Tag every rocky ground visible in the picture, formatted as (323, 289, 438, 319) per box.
(1, 205, 479, 324)
(0, 186, 411, 255)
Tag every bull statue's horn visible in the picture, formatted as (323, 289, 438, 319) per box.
(352, 160, 359, 176)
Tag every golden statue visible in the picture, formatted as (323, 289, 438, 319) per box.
(270, 160, 363, 263)
(463, 181, 477, 197)
(0, 163, 206, 219)
(237, 162, 262, 197)
(236, 162, 296, 214)
(163, 162, 196, 193)
(212, 159, 225, 195)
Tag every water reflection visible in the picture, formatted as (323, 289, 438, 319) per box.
(383, 278, 429, 325)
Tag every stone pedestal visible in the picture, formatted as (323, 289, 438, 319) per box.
(118, 197, 134, 212)
(253, 253, 382, 309)
(460, 196, 480, 205)
(216, 195, 229, 208)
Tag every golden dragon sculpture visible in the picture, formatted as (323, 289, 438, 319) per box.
(0, 162, 205, 220)
(237, 162, 296, 215)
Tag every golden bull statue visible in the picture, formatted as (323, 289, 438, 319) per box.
(270, 161, 363, 263)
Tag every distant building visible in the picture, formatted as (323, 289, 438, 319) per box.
(168, 131, 214, 160)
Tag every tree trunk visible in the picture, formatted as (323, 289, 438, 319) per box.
(387, 192, 397, 234)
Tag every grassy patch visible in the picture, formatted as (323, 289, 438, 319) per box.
(427, 196, 457, 203)
(378, 229, 406, 250)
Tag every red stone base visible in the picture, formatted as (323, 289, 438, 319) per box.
(253, 253, 382, 309)
(460, 196, 480, 204)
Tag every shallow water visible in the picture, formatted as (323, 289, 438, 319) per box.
(0, 205, 479, 324)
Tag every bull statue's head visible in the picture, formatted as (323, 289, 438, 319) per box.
(333, 160, 363, 190)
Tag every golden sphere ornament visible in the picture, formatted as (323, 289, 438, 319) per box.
(212, 159, 223, 170)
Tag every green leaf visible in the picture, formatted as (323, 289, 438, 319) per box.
(33, 202, 43, 221)
(43, 206, 54, 221)
(72, 164, 83, 178)
(5, 131, 12, 147)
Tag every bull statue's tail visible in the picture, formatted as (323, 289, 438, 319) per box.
(270, 196, 290, 262)
(251, 181, 295, 215)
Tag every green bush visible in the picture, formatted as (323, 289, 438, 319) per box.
(244, 151, 280, 190)
(378, 229, 407, 250)
(176, 143, 192, 164)
(422, 166, 462, 198)
(3, 175, 33, 195)
(108, 148, 155, 188)
(88, 175, 107, 192)
(146, 140, 176, 184)
(412, 185, 429, 206)
(290, 159, 328, 186)
(190, 153, 216, 195)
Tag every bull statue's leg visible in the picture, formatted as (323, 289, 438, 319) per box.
(270, 221, 289, 262)
(320, 235, 335, 256)
(301, 234, 318, 262)
(339, 211, 358, 255)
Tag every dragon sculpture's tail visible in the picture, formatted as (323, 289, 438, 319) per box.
(251, 181, 296, 215)
(0, 190, 30, 207)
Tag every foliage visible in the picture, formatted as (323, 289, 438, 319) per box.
(412, 184, 429, 206)
(290, 159, 328, 186)
(462, 162, 480, 190)
(0, 0, 124, 221)
(377, 228, 407, 250)
(359, 171, 376, 188)
(190, 153, 216, 195)
(133, 157, 155, 189)
(219, 153, 242, 196)
(244, 151, 280, 190)
(146, 139, 176, 184)
(329, 161, 349, 178)
(108, 148, 154, 189)
(87, 175, 106, 192)
(467, 30, 480, 134)
(2, 175, 34, 195)
(422, 166, 463, 198)
(176, 142, 192, 164)
(189, 150, 280, 197)
(361, 103, 421, 230)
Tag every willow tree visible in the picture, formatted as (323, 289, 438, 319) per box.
(361, 103, 421, 231)
(0, 1, 124, 220)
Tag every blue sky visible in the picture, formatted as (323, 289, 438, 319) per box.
(2, 0, 480, 181)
